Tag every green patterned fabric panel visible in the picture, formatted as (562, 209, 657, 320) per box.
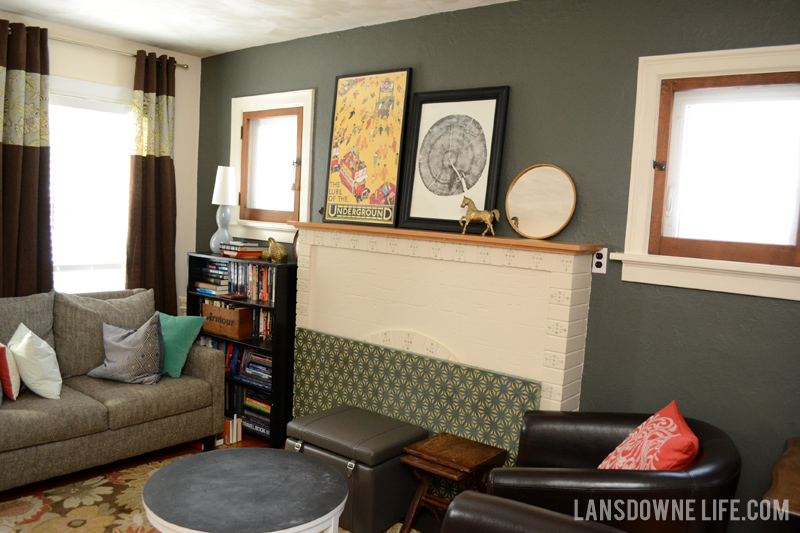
(294, 328, 541, 467)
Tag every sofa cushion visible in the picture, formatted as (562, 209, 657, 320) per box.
(53, 290, 156, 378)
(0, 291, 55, 348)
(88, 314, 164, 385)
(64, 374, 212, 430)
(0, 385, 108, 453)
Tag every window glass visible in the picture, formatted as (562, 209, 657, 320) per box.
(664, 85, 800, 246)
(246, 113, 298, 212)
(49, 78, 133, 293)
(240, 107, 302, 223)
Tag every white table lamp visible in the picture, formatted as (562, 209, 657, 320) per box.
(210, 166, 237, 253)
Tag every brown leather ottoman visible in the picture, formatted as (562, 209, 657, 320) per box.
(286, 405, 429, 533)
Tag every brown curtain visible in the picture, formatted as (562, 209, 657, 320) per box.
(126, 51, 178, 314)
(0, 21, 53, 297)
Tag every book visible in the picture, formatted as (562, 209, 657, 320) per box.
(220, 242, 267, 252)
(221, 250, 264, 258)
(222, 240, 259, 247)
(195, 287, 225, 296)
(195, 281, 227, 290)
(242, 418, 269, 438)
(202, 267, 229, 277)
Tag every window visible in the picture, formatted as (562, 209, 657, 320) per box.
(649, 72, 800, 266)
(613, 45, 800, 300)
(229, 90, 314, 243)
(240, 107, 302, 223)
(49, 77, 133, 293)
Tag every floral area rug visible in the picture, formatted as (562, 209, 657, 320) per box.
(0, 455, 188, 533)
(0, 452, 420, 533)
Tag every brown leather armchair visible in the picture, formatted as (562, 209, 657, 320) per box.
(442, 491, 624, 533)
(486, 411, 742, 533)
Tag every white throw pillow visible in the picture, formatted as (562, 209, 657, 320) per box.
(8, 323, 62, 400)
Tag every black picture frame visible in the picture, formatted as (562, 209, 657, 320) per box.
(322, 68, 412, 227)
(398, 86, 509, 233)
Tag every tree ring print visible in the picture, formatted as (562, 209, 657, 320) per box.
(418, 114, 487, 196)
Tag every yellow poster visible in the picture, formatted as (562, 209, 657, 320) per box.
(324, 69, 411, 225)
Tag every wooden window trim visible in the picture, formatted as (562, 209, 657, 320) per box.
(648, 71, 800, 267)
(240, 107, 303, 224)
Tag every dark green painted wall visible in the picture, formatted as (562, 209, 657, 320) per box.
(198, 1, 800, 529)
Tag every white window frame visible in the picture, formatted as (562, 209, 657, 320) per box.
(612, 44, 800, 301)
(229, 90, 314, 243)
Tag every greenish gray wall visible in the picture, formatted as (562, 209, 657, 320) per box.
(198, 1, 800, 529)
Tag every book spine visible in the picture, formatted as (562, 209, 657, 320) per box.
(235, 374, 272, 389)
(242, 418, 270, 437)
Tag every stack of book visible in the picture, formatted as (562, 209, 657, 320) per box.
(220, 241, 267, 259)
(241, 350, 272, 387)
(242, 387, 271, 437)
(195, 259, 230, 296)
(223, 414, 242, 444)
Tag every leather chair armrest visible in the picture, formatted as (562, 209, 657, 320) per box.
(442, 491, 623, 533)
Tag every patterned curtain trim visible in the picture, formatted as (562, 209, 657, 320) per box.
(0, 67, 49, 147)
(133, 90, 174, 158)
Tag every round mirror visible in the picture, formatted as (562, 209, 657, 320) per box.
(506, 164, 576, 239)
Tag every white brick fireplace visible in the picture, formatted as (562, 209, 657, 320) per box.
(291, 222, 601, 411)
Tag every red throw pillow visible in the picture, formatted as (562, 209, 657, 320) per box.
(598, 401, 699, 470)
(0, 343, 23, 400)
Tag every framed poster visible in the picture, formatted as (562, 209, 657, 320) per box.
(398, 86, 509, 233)
(323, 68, 412, 226)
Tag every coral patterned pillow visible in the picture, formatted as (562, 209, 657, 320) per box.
(598, 401, 699, 470)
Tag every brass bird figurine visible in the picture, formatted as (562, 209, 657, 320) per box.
(266, 237, 288, 263)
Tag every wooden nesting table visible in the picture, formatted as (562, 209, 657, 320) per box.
(399, 433, 507, 533)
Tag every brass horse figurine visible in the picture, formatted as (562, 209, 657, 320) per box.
(460, 196, 500, 236)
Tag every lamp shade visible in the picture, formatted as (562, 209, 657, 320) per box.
(211, 166, 238, 205)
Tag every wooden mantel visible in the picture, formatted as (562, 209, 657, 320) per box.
(290, 221, 602, 255)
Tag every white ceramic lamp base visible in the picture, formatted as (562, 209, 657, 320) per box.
(210, 205, 231, 253)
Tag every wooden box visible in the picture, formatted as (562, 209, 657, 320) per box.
(202, 303, 253, 340)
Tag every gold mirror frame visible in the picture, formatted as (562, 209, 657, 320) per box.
(505, 164, 577, 239)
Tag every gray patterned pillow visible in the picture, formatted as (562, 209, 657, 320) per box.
(53, 290, 155, 378)
(88, 313, 164, 385)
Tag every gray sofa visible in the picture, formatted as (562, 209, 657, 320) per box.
(0, 289, 224, 493)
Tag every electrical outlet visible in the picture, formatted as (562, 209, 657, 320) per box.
(592, 247, 608, 274)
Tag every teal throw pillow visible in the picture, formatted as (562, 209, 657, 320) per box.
(158, 312, 206, 378)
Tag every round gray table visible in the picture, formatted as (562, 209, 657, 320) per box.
(143, 448, 348, 533)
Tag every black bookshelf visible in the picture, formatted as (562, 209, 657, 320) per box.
(187, 252, 297, 448)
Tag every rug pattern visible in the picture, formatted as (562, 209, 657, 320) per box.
(0, 452, 415, 533)
(0, 455, 185, 533)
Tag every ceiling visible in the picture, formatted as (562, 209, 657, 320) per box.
(0, 0, 514, 58)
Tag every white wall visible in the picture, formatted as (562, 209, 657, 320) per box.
(0, 11, 201, 308)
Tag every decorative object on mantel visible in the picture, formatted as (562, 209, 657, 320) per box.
(459, 196, 500, 236)
(398, 86, 509, 233)
(264, 237, 288, 263)
(323, 68, 412, 227)
(506, 164, 577, 239)
(209, 166, 238, 253)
